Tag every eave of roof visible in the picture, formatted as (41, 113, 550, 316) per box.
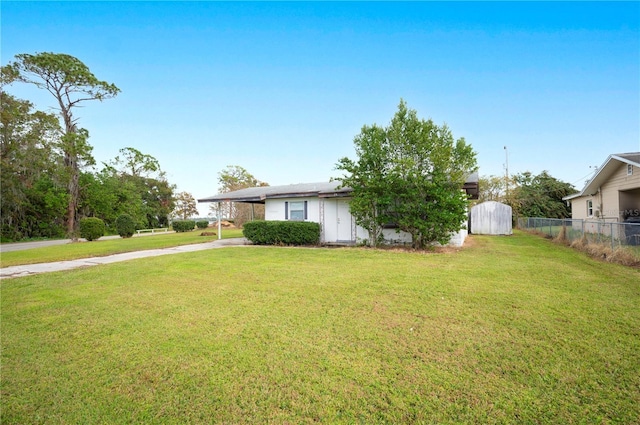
(562, 152, 640, 201)
(199, 172, 481, 203)
(198, 182, 347, 203)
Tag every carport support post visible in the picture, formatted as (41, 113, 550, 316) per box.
(217, 202, 222, 240)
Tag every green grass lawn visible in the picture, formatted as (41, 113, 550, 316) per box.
(0, 228, 244, 268)
(1, 232, 639, 424)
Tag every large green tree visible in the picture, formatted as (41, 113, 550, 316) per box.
(78, 168, 144, 230)
(78, 148, 174, 231)
(2, 52, 120, 238)
(110, 146, 160, 178)
(0, 91, 67, 240)
(172, 191, 199, 220)
(478, 175, 506, 203)
(216, 165, 267, 227)
(476, 174, 521, 206)
(336, 100, 477, 248)
(108, 147, 175, 228)
(334, 124, 391, 246)
(512, 171, 575, 219)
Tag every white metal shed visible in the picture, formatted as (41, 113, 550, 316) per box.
(470, 201, 513, 235)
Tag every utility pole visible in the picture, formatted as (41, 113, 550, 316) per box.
(504, 146, 509, 202)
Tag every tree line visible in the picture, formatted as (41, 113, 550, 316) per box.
(477, 172, 575, 220)
(1, 53, 177, 241)
(1, 52, 268, 242)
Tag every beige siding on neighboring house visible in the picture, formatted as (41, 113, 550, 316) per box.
(570, 197, 594, 221)
(599, 163, 640, 221)
(569, 161, 640, 222)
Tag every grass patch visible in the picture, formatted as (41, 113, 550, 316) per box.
(2, 232, 639, 423)
(0, 229, 244, 268)
(522, 227, 640, 268)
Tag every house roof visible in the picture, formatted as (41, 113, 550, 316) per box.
(198, 172, 480, 204)
(198, 182, 351, 204)
(563, 152, 640, 201)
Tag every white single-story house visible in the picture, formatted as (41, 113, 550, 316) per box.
(563, 153, 640, 223)
(198, 173, 479, 247)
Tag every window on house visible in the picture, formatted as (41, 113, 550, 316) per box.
(285, 201, 307, 221)
(587, 200, 593, 216)
(628, 164, 633, 176)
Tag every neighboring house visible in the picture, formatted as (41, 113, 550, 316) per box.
(563, 153, 640, 223)
(198, 174, 479, 247)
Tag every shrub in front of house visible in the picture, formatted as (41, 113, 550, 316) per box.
(196, 220, 209, 229)
(243, 221, 320, 245)
(115, 214, 136, 238)
(79, 217, 105, 241)
(172, 220, 196, 233)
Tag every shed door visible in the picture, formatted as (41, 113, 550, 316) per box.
(336, 200, 353, 242)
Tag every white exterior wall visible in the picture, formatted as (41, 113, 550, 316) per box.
(265, 197, 467, 246)
(265, 197, 321, 222)
(448, 227, 468, 247)
(379, 228, 413, 245)
(264, 199, 283, 221)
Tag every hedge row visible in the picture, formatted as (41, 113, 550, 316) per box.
(243, 221, 320, 245)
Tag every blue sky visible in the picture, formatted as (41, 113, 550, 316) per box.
(2, 1, 639, 215)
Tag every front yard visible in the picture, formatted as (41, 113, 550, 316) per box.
(1, 232, 638, 423)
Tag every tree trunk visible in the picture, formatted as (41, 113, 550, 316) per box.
(368, 229, 377, 247)
(411, 231, 421, 249)
(66, 153, 79, 240)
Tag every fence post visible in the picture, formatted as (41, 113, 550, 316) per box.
(611, 222, 615, 252)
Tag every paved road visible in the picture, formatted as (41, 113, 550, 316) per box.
(0, 232, 173, 253)
(0, 237, 250, 280)
(0, 239, 73, 252)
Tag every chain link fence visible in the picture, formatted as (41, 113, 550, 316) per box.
(518, 217, 640, 261)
